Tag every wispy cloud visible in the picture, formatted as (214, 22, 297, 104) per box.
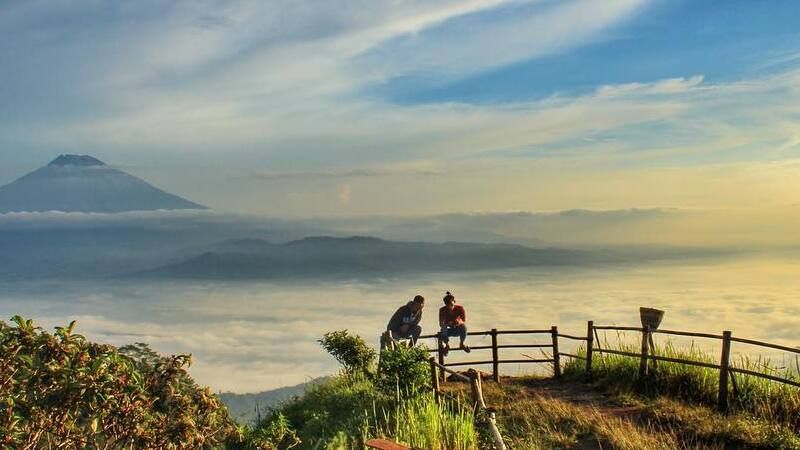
(2, 1, 800, 217)
(251, 161, 441, 179)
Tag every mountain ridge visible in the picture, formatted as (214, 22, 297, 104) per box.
(0, 155, 207, 213)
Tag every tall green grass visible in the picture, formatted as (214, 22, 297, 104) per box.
(364, 392, 478, 450)
(264, 372, 478, 449)
(563, 336, 800, 430)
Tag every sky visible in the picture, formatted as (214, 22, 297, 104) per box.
(1, 0, 800, 217)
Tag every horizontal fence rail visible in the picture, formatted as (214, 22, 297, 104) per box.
(414, 327, 563, 382)
(385, 319, 800, 413)
(591, 323, 800, 412)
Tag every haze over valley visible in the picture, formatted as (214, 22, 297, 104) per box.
(2, 2, 800, 426)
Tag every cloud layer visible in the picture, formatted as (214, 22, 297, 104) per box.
(1, 1, 799, 219)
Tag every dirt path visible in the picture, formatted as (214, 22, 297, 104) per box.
(443, 375, 655, 449)
(502, 377, 645, 420)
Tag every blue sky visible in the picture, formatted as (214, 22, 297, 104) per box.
(1, 0, 799, 216)
(380, 0, 800, 104)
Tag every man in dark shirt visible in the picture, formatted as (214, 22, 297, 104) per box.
(438, 291, 470, 356)
(386, 295, 425, 345)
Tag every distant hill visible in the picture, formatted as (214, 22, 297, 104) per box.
(219, 379, 325, 424)
(145, 236, 610, 279)
(0, 154, 206, 213)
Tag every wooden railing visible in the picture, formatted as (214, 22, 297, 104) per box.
(415, 326, 587, 382)
(592, 323, 800, 412)
(391, 320, 800, 413)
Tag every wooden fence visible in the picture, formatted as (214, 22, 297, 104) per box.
(401, 320, 800, 412)
(415, 326, 588, 383)
(592, 323, 800, 412)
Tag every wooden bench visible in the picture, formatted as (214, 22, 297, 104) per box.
(365, 438, 417, 450)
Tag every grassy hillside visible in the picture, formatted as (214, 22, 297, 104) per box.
(4, 318, 799, 449)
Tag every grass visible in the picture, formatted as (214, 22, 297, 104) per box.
(244, 331, 800, 449)
(562, 335, 800, 430)
(363, 391, 478, 450)
(442, 376, 800, 450)
(259, 372, 479, 450)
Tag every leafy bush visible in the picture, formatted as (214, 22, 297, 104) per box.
(233, 413, 301, 450)
(0, 316, 245, 449)
(318, 330, 376, 375)
(377, 345, 431, 395)
(279, 373, 382, 448)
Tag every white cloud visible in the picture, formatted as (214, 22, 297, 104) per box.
(251, 161, 441, 179)
(337, 183, 352, 206)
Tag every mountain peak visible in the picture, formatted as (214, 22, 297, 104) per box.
(0, 155, 207, 213)
(48, 154, 106, 167)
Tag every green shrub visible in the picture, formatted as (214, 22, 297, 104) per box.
(377, 345, 431, 396)
(319, 330, 376, 376)
(0, 316, 245, 449)
(233, 412, 301, 450)
(279, 373, 383, 448)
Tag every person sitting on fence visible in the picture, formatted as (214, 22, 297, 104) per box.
(439, 291, 470, 356)
(386, 295, 425, 345)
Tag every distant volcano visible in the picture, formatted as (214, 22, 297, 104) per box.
(0, 155, 207, 213)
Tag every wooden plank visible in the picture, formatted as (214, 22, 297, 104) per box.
(653, 329, 724, 340)
(427, 345, 493, 353)
(586, 321, 594, 377)
(496, 344, 553, 349)
(497, 358, 553, 364)
(648, 354, 721, 370)
(495, 329, 552, 335)
(594, 348, 642, 358)
(639, 326, 650, 378)
(491, 328, 499, 382)
(593, 325, 642, 331)
(443, 360, 495, 367)
(729, 337, 800, 355)
(596, 348, 722, 370)
(718, 331, 732, 412)
(365, 439, 411, 450)
(729, 367, 800, 388)
(559, 352, 587, 360)
(436, 333, 445, 383)
(557, 333, 588, 341)
(428, 357, 440, 404)
(551, 326, 561, 378)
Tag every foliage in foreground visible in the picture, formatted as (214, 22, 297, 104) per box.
(377, 343, 431, 395)
(248, 329, 478, 450)
(318, 330, 377, 376)
(0, 316, 248, 449)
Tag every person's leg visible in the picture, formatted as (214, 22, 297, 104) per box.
(456, 324, 470, 352)
(439, 325, 452, 356)
(390, 328, 407, 342)
(439, 325, 451, 345)
(410, 325, 422, 345)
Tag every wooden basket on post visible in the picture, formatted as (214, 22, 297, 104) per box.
(639, 307, 664, 330)
(639, 307, 664, 374)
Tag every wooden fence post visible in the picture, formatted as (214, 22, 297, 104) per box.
(551, 326, 561, 378)
(639, 325, 650, 378)
(586, 321, 594, 378)
(491, 328, 500, 383)
(436, 332, 446, 383)
(429, 357, 441, 404)
(468, 369, 486, 409)
(718, 330, 732, 413)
